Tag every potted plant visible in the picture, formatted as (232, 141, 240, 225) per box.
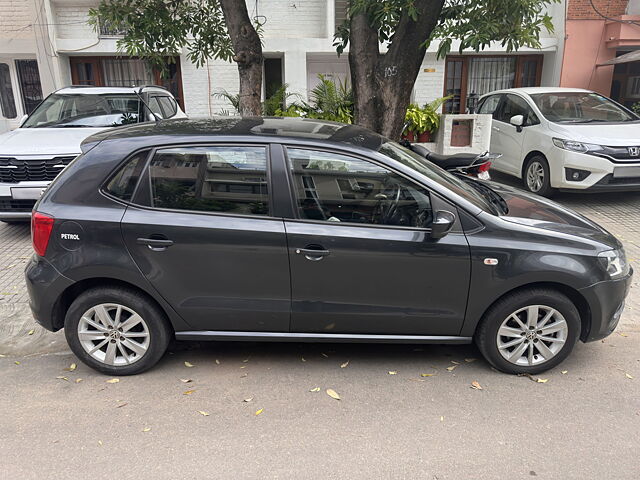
(402, 96, 452, 143)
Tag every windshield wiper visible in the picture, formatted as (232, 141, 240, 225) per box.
(50, 124, 97, 128)
(458, 176, 509, 215)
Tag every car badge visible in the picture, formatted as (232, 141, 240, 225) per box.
(628, 146, 640, 157)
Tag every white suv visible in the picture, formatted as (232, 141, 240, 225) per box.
(0, 85, 185, 221)
(478, 87, 640, 196)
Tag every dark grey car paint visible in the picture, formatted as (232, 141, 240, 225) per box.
(26, 117, 631, 344)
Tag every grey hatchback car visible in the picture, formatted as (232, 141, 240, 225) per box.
(25, 117, 632, 375)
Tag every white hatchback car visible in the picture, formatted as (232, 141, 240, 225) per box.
(477, 87, 640, 196)
(0, 85, 185, 221)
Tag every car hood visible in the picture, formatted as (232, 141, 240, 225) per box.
(487, 182, 620, 249)
(0, 127, 108, 156)
(547, 121, 640, 146)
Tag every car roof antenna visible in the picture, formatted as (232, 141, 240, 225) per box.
(135, 87, 161, 122)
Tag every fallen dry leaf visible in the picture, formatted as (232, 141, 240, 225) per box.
(255, 408, 264, 416)
(420, 373, 435, 377)
(240, 373, 248, 378)
(464, 358, 477, 363)
(340, 361, 349, 368)
(180, 378, 192, 383)
(243, 397, 253, 402)
(183, 389, 196, 395)
(451, 361, 460, 365)
(215, 359, 220, 365)
(309, 387, 320, 392)
(537, 378, 549, 383)
(116, 402, 128, 408)
(197, 410, 210, 416)
(440, 416, 444, 422)
(106, 378, 120, 384)
(14, 361, 20, 365)
(301, 357, 306, 362)
(0, 354, 6, 357)
(617, 332, 629, 337)
(243, 359, 249, 363)
(27, 329, 34, 335)
(326, 388, 341, 400)
(626, 373, 634, 379)
(446, 365, 457, 372)
(184, 362, 195, 368)
(239, 365, 246, 369)
(75, 378, 83, 383)
(64, 363, 77, 372)
(98, 440, 103, 446)
(56, 376, 68, 381)
(142, 427, 151, 432)
(561, 370, 568, 375)
(470, 381, 483, 390)
(321, 353, 329, 358)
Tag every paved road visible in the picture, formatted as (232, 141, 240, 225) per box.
(1, 178, 640, 478)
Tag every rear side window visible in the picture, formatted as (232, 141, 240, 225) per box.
(157, 96, 177, 118)
(104, 150, 148, 201)
(148, 96, 163, 118)
(148, 146, 270, 216)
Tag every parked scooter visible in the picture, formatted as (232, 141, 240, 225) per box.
(407, 143, 499, 181)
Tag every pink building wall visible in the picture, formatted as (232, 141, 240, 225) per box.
(560, 20, 616, 95)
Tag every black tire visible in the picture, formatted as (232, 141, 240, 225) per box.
(475, 288, 581, 375)
(64, 286, 172, 375)
(523, 155, 554, 197)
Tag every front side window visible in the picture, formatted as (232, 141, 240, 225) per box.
(530, 92, 636, 123)
(157, 95, 177, 118)
(22, 94, 141, 128)
(498, 94, 539, 125)
(149, 146, 270, 216)
(287, 148, 432, 228)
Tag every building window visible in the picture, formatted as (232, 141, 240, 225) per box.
(444, 55, 543, 113)
(0, 63, 17, 119)
(98, 17, 126, 37)
(15, 60, 43, 115)
(335, 0, 349, 33)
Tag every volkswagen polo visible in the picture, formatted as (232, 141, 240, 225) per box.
(25, 117, 632, 375)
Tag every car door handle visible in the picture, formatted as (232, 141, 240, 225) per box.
(492, 126, 500, 132)
(295, 247, 330, 261)
(137, 237, 174, 250)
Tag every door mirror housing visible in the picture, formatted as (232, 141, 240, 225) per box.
(510, 114, 524, 132)
(430, 210, 456, 239)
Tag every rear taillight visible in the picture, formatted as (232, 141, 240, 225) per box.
(477, 161, 491, 173)
(31, 212, 54, 256)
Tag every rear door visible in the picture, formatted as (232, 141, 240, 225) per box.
(120, 143, 291, 332)
(282, 146, 471, 336)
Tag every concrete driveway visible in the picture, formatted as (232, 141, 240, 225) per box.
(1, 184, 640, 479)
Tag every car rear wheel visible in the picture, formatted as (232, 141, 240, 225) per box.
(523, 155, 553, 197)
(475, 288, 581, 374)
(64, 286, 171, 375)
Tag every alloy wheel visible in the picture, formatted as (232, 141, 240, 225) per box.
(496, 305, 568, 366)
(526, 161, 545, 192)
(77, 303, 150, 366)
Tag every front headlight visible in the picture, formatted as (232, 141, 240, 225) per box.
(552, 138, 604, 154)
(598, 249, 629, 279)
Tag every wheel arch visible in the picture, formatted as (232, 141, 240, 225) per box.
(471, 281, 591, 342)
(50, 277, 180, 333)
(521, 151, 548, 179)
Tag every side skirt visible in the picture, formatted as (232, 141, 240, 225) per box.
(174, 331, 473, 344)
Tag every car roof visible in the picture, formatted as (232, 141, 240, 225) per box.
(480, 87, 593, 97)
(54, 85, 170, 95)
(82, 116, 388, 152)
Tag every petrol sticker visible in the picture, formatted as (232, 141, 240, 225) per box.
(61, 233, 80, 240)
(58, 221, 84, 251)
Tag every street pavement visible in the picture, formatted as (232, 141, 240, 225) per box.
(1, 178, 640, 479)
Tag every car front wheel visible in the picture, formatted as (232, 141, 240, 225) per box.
(475, 288, 581, 374)
(523, 155, 553, 197)
(64, 286, 171, 375)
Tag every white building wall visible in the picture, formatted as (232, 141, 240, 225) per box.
(413, 53, 446, 107)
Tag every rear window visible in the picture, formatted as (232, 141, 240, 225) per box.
(104, 151, 148, 201)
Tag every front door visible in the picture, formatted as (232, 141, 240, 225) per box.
(283, 147, 471, 336)
(121, 144, 290, 332)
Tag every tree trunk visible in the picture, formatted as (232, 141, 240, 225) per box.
(349, 0, 445, 139)
(219, 0, 263, 116)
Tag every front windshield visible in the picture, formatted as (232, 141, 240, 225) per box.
(22, 93, 142, 128)
(378, 141, 499, 214)
(530, 92, 636, 123)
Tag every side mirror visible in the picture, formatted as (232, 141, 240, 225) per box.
(510, 114, 524, 132)
(18, 114, 28, 127)
(430, 210, 456, 239)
